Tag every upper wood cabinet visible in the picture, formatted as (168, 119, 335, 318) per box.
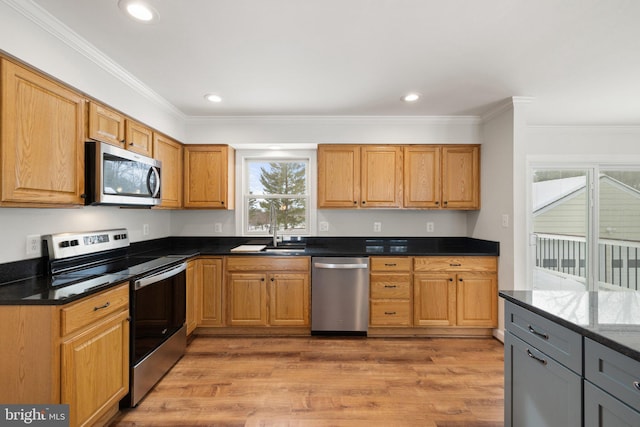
(317, 144, 402, 208)
(0, 58, 85, 206)
(319, 144, 479, 210)
(153, 133, 183, 208)
(88, 101, 153, 157)
(441, 145, 480, 209)
(361, 146, 403, 208)
(403, 145, 441, 208)
(183, 144, 235, 209)
(124, 118, 153, 157)
(87, 102, 125, 148)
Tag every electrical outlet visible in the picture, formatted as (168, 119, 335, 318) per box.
(373, 222, 382, 232)
(319, 221, 329, 232)
(214, 223, 223, 233)
(426, 222, 434, 233)
(143, 224, 150, 236)
(501, 214, 509, 228)
(26, 235, 40, 256)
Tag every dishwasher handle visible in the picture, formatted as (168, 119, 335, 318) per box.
(313, 262, 368, 269)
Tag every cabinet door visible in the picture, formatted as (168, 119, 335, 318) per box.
(228, 272, 268, 326)
(317, 145, 360, 208)
(153, 133, 183, 208)
(584, 381, 640, 427)
(441, 145, 480, 209)
(87, 102, 125, 148)
(269, 273, 309, 326)
(198, 258, 224, 327)
(413, 273, 456, 326)
(1, 59, 85, 205)
(505, 333, 582, 427)
(124, 119, 153, 156)
(456, 272, 497, 327)
(184, 145, 233, 208)
(61, 310, 129, 427)
(403, 146, 441, 208)
(361, 145, 403, 208)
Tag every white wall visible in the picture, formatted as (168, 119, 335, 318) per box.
(0, 206, 171, 262)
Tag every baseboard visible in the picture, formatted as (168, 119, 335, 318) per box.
(493, 328, 505, 343)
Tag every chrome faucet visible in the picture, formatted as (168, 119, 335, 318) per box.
(270, 204, 278, 247)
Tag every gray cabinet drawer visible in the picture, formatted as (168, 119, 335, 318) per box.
(505, 332, 582, 427)
(505, 301, 582, 374)
(585, 338, 640, 411)
(585, 381, 640, 427)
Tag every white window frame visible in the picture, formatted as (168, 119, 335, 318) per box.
(235, 149, 317, 237)
(527, 157, 640, 291)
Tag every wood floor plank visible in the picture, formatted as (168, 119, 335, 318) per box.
(111, 336, 504, 426)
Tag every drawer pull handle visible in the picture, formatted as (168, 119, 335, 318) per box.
(384, 285, 397, 288)
(384, 263, 397, 267)
(93, 301, 110, 311)
(634, 381, 640, 392)
(526, 349, 547, 366)
(384, 311, 397, 315)
(528, 325, 549, 340)
(450, 263, 462, 267)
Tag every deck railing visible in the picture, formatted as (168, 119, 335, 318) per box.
(535, 234, 640, 290)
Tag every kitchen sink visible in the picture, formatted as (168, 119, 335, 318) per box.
(262, 243, 306, 253)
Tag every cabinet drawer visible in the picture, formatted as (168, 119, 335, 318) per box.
(370, 274, 411, 299)
(505, 301, 582, 374)
(226, 256, 309, 272)
(61, 283, 129, 336)
(585, 338, 640, 411)
(414, 256, 496, 272)
(370, 301, 411, 326)
(370, 257, 411, 272)
(584, 381, 640, 427)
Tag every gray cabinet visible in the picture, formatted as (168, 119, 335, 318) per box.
(584, 338, 640, 426)
(504, 301, 583, 427)
(505, 332, 582, 427)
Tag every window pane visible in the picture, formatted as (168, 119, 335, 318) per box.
(599, 170, 640, 290)
(532, 169, 588, 290)
(247, 198, 308, 233)
(248, 161, 307, 195)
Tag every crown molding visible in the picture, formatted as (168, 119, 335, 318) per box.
(186, 115, 483, 125)
(480, 96, 535, 123)
(4, 0, 185, 120)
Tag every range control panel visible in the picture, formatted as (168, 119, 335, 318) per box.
(43, 229, 130, 260)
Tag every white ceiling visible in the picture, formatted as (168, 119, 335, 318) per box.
(29, 0, 640, 125)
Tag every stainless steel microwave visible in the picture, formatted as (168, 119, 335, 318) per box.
(85, 141, 161, 206)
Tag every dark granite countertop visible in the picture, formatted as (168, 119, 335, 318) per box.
(0, 236, 498, 305)
(500, 290, 640, 363)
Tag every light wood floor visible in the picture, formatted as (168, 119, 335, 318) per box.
(111, 336, 504, 427)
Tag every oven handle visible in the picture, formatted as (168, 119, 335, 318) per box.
(134, 262, 187, 290)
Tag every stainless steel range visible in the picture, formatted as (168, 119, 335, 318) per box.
(39, 229, 188, 407)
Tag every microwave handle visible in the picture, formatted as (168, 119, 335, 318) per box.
(147, 166, 161, 197)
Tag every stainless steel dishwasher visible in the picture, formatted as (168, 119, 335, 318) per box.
(311, 257, 369, 335)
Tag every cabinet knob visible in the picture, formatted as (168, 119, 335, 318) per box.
(449, 278, 453, 282)
(353, 201, 358, 205)
(129, 142, 134, 146)
(459, 278, 463, 282)
(444, 201, 448, 206)
(435, 201, 439, 205)
(221, 201, 225, 205)
(271, 278, 274, 282)
(384, 311, 397, 315)
(261, 278, 265, 282)
(362, 201, 366, 205)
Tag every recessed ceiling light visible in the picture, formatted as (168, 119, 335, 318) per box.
(118, 1, 158, 22)
(204, 93, 222, 103)
(402, 93, 421, 102)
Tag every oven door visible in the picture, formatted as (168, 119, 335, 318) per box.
(131, 262, 186, 365)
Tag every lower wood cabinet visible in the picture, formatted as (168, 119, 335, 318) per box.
(187, 257, 224, 330)
(414, 256, 497, 328)
(226, 257, 310, 328)
(369, 256, 497, 335)
(369, 257, 412, 327)
(0, 283, 130, 427)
